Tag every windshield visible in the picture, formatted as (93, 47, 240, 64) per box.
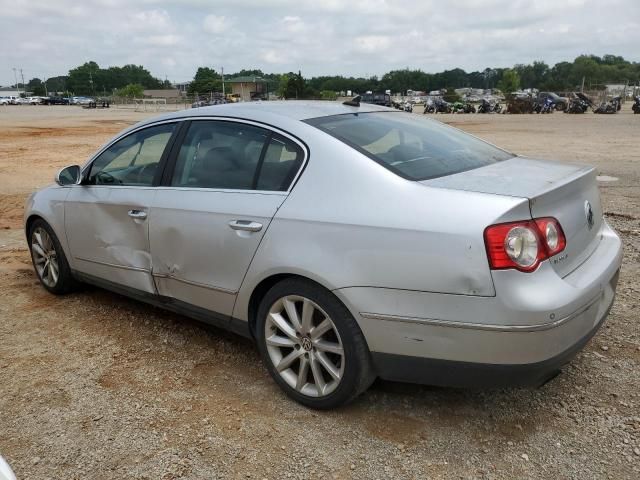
(306, 112, 514, 181)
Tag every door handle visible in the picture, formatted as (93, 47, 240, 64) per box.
(127, 209, 147, 219)
(228, 220, 263, 232)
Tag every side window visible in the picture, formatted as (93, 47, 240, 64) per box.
(256, 135, 304, 191)
(88, 123, 175, 186)
(171, 121, 269, 190)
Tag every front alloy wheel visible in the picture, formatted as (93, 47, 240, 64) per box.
(265, 295, 345, 397)
(31, 226, 60, 288)
(29, 219, 75, 295)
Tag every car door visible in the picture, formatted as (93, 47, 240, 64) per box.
(65, 122, 178, 293)
(149, 119, 305, 317)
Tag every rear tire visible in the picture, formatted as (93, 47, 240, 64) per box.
(28, 219, 75, 295)
(256, 278, 375, 409)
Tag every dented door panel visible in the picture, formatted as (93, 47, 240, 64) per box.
(149, 188, 286, 315)
(65, 186, 157, 293)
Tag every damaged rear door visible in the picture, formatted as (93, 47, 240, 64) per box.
(65, 122, 178, 293)
(149, 119, 305, 318)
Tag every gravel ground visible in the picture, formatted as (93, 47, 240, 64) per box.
(0, 105, 638, 479)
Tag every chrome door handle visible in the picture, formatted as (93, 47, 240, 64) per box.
(228, 220, 263, 232)
(127, 209, 147, 219)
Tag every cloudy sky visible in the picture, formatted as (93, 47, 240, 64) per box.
(1, 0, 638, 86)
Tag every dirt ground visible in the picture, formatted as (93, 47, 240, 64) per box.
(0, 104, 638, 480)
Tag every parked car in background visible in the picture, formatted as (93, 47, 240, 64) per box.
(42, 96, 70, 105)
(360, 92, 391, 107)
(0, 95, 19, 105)
(26, 101, 621, 409)
(27, 96, 43, 105)
(537, 92, 569, 111)
(71, 96, 95, 105)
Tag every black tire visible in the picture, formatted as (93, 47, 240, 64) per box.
(28, 219, 75, 295)
(256, 278, 375, 409)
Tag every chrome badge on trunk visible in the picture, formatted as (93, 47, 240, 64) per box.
(585, 200, 594, 230)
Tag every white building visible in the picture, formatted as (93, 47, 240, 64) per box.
(0, 87, 21, 97)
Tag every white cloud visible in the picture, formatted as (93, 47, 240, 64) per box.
(0, 0, 638, 85)
(281, 15, 304, 33)
(138, 34, 182, 46)
(162, 57, 177, 67)
(203, 15, 231, 34)
(261, 49, 287, 64)
(131, 9, 172, 30)
(354, 35, 391, 53)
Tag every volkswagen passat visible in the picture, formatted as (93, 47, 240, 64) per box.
(25, 100, 622, 408)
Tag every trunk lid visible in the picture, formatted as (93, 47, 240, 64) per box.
(423, 156, 602, 277)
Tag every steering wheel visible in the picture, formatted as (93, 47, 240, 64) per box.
(95, 170, 121, 185)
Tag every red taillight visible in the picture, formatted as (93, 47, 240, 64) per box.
(534, 217, 566, 256)
(484, 217, 566, 272)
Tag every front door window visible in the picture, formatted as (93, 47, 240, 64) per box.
(87, 123, 176, 186)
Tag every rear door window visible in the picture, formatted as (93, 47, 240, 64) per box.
(170, 120, 304, 191)
(171, 121, 268, 190)
(256, 135, 304, 191)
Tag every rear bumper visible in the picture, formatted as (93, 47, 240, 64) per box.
(371, 292, 614, 387)
(334, 221, 622, 387)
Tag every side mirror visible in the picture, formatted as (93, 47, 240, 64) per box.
(55, 165, 82, 186)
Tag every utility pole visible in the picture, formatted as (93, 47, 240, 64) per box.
(221, 66, 225, 96)
(12, 68, 19, 94)
(20, 69, 25, 95)
(89, 70, 94, 96)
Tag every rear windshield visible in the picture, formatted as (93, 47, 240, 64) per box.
(306, 112, 513, 180)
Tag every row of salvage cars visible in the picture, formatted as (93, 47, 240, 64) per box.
(388, 91, 638, 114)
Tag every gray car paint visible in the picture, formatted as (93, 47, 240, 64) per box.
(25, 101, 622, 370)
(65, 185, 157, 293)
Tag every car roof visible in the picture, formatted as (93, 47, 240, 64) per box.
(135, 100, 392, 128)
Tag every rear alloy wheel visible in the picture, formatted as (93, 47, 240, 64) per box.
(256, 279, 374, 409)
(265, 295, 345, 397)
(29, 219, 75, 294)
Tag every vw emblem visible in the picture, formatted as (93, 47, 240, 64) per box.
(301, 336, 313, 351)
(584, 200, 594, 230)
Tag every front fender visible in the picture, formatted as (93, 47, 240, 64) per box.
(24, 186, 72, 263)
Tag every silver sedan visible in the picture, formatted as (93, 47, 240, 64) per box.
(24, 100, 622, 408)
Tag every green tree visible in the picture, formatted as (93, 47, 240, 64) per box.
(320, 90, 337, 100)
(280, 71, 306, 99)
(275, 74, 288, 98)
(65, 62, 162, 95)
(188, 67, 221, 97)
(497, 69, 521, 94)
(442, 89, 462, 103)
(27, 78, 46, 96)
(116, 83, 144, 98)
(43, 76, 68, 94)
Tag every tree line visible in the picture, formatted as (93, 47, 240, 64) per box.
(15, 54, 640, 98)
(23, 62, 169, 96)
